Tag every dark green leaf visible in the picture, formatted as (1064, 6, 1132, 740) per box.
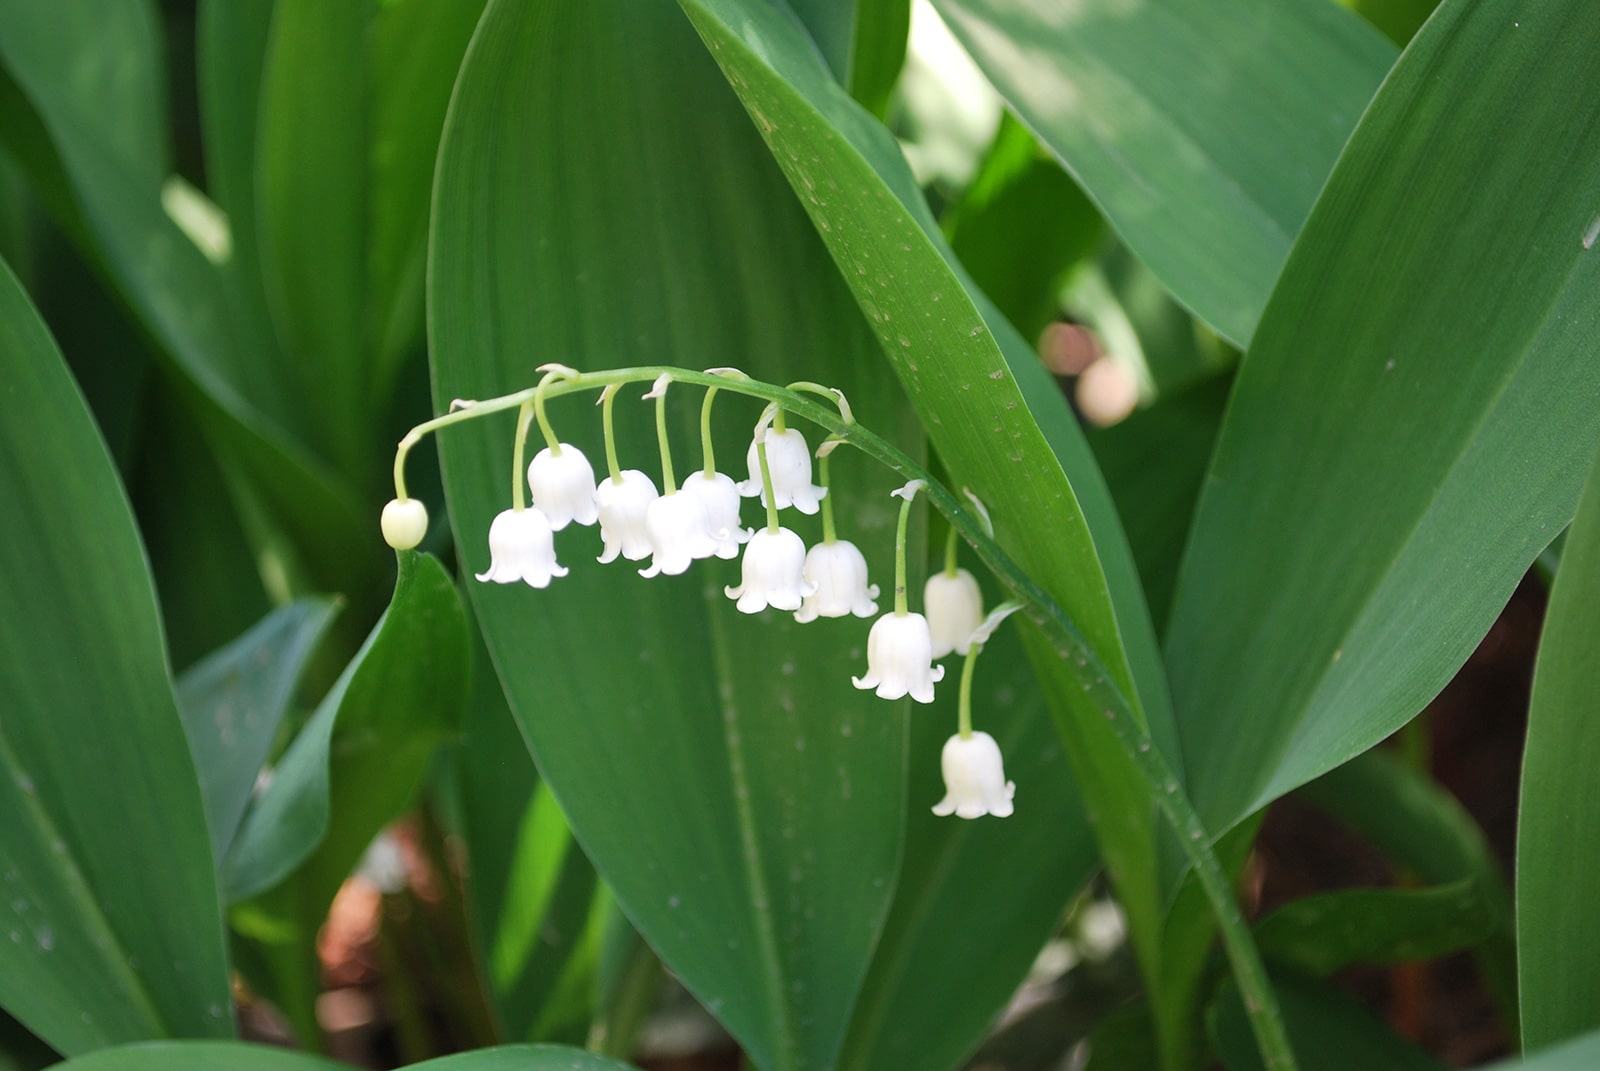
(1254, 880, 1495, 977)
(222, 552, 469, 904)
(1518, 445, 1600, 1051)
(0, 255, 232, 1053)
(1210, 972, 1444, 1071)
(1165, 1, 1600, 834)
(175, 599, 340, 861)
(50, 1041, 636, 1071)
(931, 0, 1395, 345)
(431, 4, 916, 1068)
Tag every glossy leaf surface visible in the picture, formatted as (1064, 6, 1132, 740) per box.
(1165, 0, 1600, 832)
(1518, 447, 1600, 1051)
(0, 256, 232, 1054)
(430, 4, 917, 1068)
(931, 0, 1395, 345)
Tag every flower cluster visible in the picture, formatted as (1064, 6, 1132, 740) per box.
(381, 366, 1018, 819)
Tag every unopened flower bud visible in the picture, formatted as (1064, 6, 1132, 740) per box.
(381, 498, 428, 550)
(925, 568, 984, 658)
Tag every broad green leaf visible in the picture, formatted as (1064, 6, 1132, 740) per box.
(256, 0, 485, 470)
(676, 0, 1178, 1031)
(1518, 446, 1600, 1051)
(846, 0, 910, 118)
(0, 255, 232, 1053)
(430, 3, 916, 1068)
(1210, 972, 1443, 1071)
(1164, 1, 1600, 833)
(931, 0, 1396, 346)
(839, 626, 1097, 1071)
(50, 1041, 636, 1071)
(1254, 880, 1494, 977)
(1344, 0, 1440, 46)
(175, 599, 340, 861)
(223, 552, 469, 904)
(0, 0, 372, 599)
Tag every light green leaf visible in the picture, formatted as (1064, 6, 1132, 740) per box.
(1518, 445, 1600, 1052)
(429, 4, 915, 1068)
(0, 254, 232, 1053)
(1164, 0, 1600, 833)
(175, 599, 340, 861)
(1255, 880, 1494, 977)
(931, 0, 1396, 345)
(223, 552, 469, 904)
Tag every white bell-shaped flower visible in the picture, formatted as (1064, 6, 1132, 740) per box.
(527, 444, 598, 530)
(794, 540, 879, 623)
(738, 427, 826, 514)
(638, 490, 718, 578)
(925, 567, 984, 658)
(682, 470, 750, 559)
(380, 498, 428, 550)
(726, 527, 816, 613)
(932, 731, 1015, 819)
(852, 611, 945, 703)
(475, 507, 567, 588)
(595, 470, 658, 563)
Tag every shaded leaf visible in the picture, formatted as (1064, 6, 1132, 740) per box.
(1210, 972, 1443, 1071)
(1254, 880, 1494, 977)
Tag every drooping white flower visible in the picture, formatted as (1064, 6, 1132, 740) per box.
(726, 527, 815, 613)
(925, 567, 984, 658)
(794, 540, 879, 623)
(682, 470, 750, 559)
(527, 444, 598, 529)
(595, 469, 659, 563)
(932, 731, 1015, 819)
(852, 611, 945, 703)
(738, 427, 826, 514)
(380, 498, 428, 550)
(638, 491, 718, 578)
(475, 507, 567, 588)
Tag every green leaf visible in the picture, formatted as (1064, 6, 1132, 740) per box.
(430, 5, 921, 1069)
(0, 0, 372, 598)
(845, 0, 909, 118)
(1518, 445, 1600, 1052)
(675, 0, 1184, 1037)
(930, 0, 1396, 345)
(49, 1041, 637, 1071)
(1164, 0, 1600, 833)
(943, 113, 1103, 346)
(0, 254, 232, 1053)
(839, 626, 1098, 1071)
(1210, 972, 1444, 1071)
(1254, 880, 1495, 977)
(255, 0, 485, 468)
(222, 552, 469, 904)
(1298, 748, 1516, 1032)
(175, 599, 340, 861)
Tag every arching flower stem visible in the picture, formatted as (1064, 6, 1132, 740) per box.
(754, 419, 782, 534)
(511, 400, 536, 511)
(957, 640, 979, 739)
(943, 522, 960, 577)
(599, 383, 623, 483)
(700, 386, 720, 478)
(891, 479, 922, 616)
(818, 452, 838, 545)
(533, 365, 568, 454)
(652, 377, 676, 494)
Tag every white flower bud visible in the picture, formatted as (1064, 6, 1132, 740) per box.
(738, 427, 826, 514)
(725, 527, 815, 613)
(794, 540, 878, 623)
(682, 470, 751, 559)
(595, 470, 659, 563)
(475, 507, 567, 588)
(852, 611, 945, 703)
(924, 568, 984, 658)
(380, 498, 428, 550)
(638, 491, 718, 578)
(527, 444, 598, 529)
(932, 731, 1015, 819)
